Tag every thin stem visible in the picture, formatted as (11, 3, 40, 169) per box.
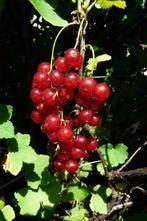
(86, 0, 96, 13)
(0, 173, 26, 190)
(85, 44, 95, 58)
(118, 141, 147, 172)
(50, 21, 78, 72)
(97, 149, 109, 179)
(80, 160, 100, 168)
(74, 17, 85, 49)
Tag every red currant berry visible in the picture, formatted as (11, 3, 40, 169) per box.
(78, 77, 97, 97)
(53, 159, 64, 171)
(37, 62, 51, 73)
(58, 86, 74, 104)
(64, 48, 83, 69)
(33, 72, 49, 90)
(57, 126, 74, 142)
(62, 138, 74, 149)
(63, 115, 74, 128)
(89, 114, 102, 126)
(42, 88, 58, 106)
(86, 137, 98, 151)
(64, 72, 80, 90)
(94, 83, 110, 102)
(49, 70, 63, 87)
(75, 93, 91, 108)
(54, 56, 69, 72)
(74, 135, 88, 149)
(70, 147, 85, 160)
(44, 114, 60, 132)
(30, 88, 42, 104)
(31, 110, 44, 123)
(90, 101, 104, 112)
(79, 109, 93, 124)
(65, 159, 79, 173)
(47, 131, 58, 142)
(58, 149, 70, 162)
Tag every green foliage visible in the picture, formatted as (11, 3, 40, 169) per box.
(99, 143, 128, 168)
(63, 207, 88, 221)
(96, 0, 126, 9)
(0, 205, 15, 221)
(96, 162, 105, 175)
(29, 0, 68, 27)
(90, 185, 112, 214)
(77, 162, 93, 178)
(86, 54, 111, 72)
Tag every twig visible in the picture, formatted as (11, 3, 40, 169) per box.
(108, 201, 133, 215)
(97, 149, 109, 179)
(118, 141, 147, 172)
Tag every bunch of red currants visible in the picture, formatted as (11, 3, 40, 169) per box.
(30, 48, 110, 173)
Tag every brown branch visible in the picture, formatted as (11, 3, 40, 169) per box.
(118, 141, 147, 172)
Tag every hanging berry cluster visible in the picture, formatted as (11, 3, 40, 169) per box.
(30, 48, 110, 173)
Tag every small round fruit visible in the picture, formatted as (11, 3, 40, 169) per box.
(79, 109, 93, 124)
(30, 88, 42, 104)
(64, 48, 83, 69)
(37, 62, 51, 73)
(31, 110, 44, 123)
(42, 88, 58, 106)
(54, 56, 69, 72)
(49, 70, 63, 87)
(64, 72, 80, 90)
(47, 131, 58, 142)
(65, 159, 79, 173)
(44, 114, 60, 132)
(78, 77, 97, 97)
(86, 137, 98, 151)
(94, 83, 110, 102)
(53, 159, 64, 171)
(57, 126, 74, 142)
(74, 135, 88, 149)
(58, 149, 70, 162)
(70, 147, 85, 160)
(58, 86, 74, 104)
(89, 114, 102, 126)
(33, 72, 49, 90)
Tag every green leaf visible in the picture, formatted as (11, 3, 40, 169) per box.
(77, 162, 93, 178)
(99, 143, 128, 168)
(29, 0, 68, 27)
(96, 0, 126, 9)
(4, 133, 37, 175)
(96, 162, 105, 176)
(86, 54, 111, 71)
(0, 121, 14, 139)
(25, 154, 51, 189)
(1, 205, 15, 221)
(0, 104, 13, 123)
(15, 184, 61, 216)
(0, 197, 5, 209)
(64, 207, 88, 221)
(64, 184, 89, 202)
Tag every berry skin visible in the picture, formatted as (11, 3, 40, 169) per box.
(53, 159, 65, 171)
(70, 147, 85, 160)
(37, 62, 51, 73)
(58, 86, 74, 104)
(74, 135, 88, 149)
(94, 83, 110, 102)
(44, 114, 61, 132)
(64, 48, 83, 69)
(42, 88, 58, 106)
(49, 70, 63, 87)
(79, 109, 93, 124)
(57, 126, 74, 142)
(47, 131, 58, 142)
(65, 159, 79, 173)
(33, 72, 50, 90)
(30, 88, 42, 104)
(64, 72, 80, 90)
(54, 56, 69, 72)
(57, 149, 70, 162)
(31, 110, 44, 123)
(86, 137, 98, 151)
(78, 77, 97, 97)
(63, 115, 74, 128)
(89, 114, 102, 126)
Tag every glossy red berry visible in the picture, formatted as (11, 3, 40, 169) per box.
(94, 83, 110, 102)
(47, 131, 58, 142)
(33, 72, 49, 90)
(64, 72, 80, 90)
(31, 110, 44, 123)
(58, 149, 70, 162)
(89, 114, 102, 126)
(42, 88, 58, 106)
(63, 115, 74, 128)
(64, 48, 83, 69)
(78, 77, 97, 97)
(57, 126, 74, 142)
(44, 114, 60, 132)
(54, 56, 69, 72)
(70, 147, 85, 160)
(62, 138, 74, 149)
(86, 137, 98, 151)
(37, 62, 51, 73)
(74, 135, 88, 149)
(58, 86, 74, 104)
(49, 70, 63, 87)
(30, 88, 42, 104)
(79, 109, 93, 124)
(53, 159, 65, 171)
(65, 159, 79, 173)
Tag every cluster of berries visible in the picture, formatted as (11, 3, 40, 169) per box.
(30, 48, 110, 173)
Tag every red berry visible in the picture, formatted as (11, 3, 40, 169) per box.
(78, 77, 97, 97)
(37, 62, 51, 73)
(89, 115, 102, 126)
(90, 101, 104, 112)
(94, 83, 110, 102)
(44, 114, 60, 132)
(31, 110, 44, 123)
(65, 159, 79, 173)
(64, 48, 83, 69)
(58, 149, 70, 162)
(74, 135, 88, 149)
(70, 147, 85, 160)
(74, 115, 83, 127)
(53, 159, 64, 171)
(49, 70, 63, 87)
(63, 115, 74, 128)
(47, 131, 58, 142)
(58, 86, 74, 104)
(79, 109, 93, 124)
(30, 88, 42, 104)
(64, 72, 80, 90)
(54, 56, 69, 72)
(75, 93, 91, 108)
(86, 137, 98, 151)
(42, 88, 58, 106)
(33, 72, 49, 90)
(57, 126, 74, 142)
(62, 138, 74, 149)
